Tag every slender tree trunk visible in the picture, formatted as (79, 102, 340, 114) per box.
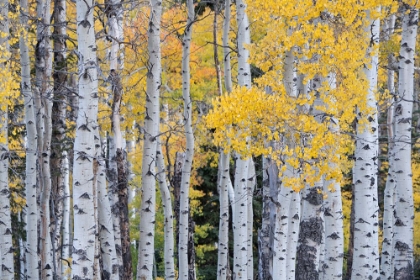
(19, 0, 39, 275)
(178, 0, 195, 279)
(0, 1, 14, 278)
(381, 14, 396, 280)
(51, 0, 68, 275)
(393, 6, 418, 279)
(136, 0, 162, 278)
(61, 151, 71, 279)
(247, 160, 255, 280)
(35, 0, 53, 276)
(156, 142, 175, 279)
(234, 0, 252, 278)
(72, 0, 100, 276)
(351, 14, 380, 280)
(97, 136, 119, 280)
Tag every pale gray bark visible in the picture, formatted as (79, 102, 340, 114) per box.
(20, 0, 39, 275)
(393, 6, 418, 279)
(97, 136, 119, 280)
(217, 151, 231, 280)
(0, 1, 14, 278)
(179, 1, 195, 278)
(136, 0, 162, 278)
(61, 152, 71, 279)
(234, 0, 252, 278)
(156, 142, 175, 279)
(72, 0, 100, 276)
(51, 0, 68, 274)
(351, 14, 380, 280)
(380, 14, 396, 280)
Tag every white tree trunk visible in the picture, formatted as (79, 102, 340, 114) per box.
(217, 2, 233, 279)
(0, 1, 14, 278)
(136, 0, 162, 278)
(156, 142, 175, 279)
(179, 1, 195, 278)
(20, 0, 39, 276)
(61, 151, 71, 279)
(351, 14, 380, 280)
(97, 136, 119, 280)
(393, 6, 418, 279)
(217, 151, 230, 280)
(247, 160, 255, 280)
(381, 14, 396, 280)
(72, 0, 100, 276)
(234, 0, 252, 278)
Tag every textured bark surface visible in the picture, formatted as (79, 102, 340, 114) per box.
(381, 15, 396, 280)
(393, 6, 418, 279)
(178, 0, 195, 278)
(0, 1, 14, 278)
(51, 0, 68, 275)
(72, 0, 100, 276)
(136, 0, 162, 278)
(351, 15, 380, 280)
(156, 142, 175, 279)
(20, 0, 39, 276)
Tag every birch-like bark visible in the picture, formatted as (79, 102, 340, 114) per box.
(106, 0, 131, 275)
(247, 160, 255, 280)
(217, 151, 231, 280)
(380, 14, 396, 280)
(179, 0, 195, 278)
(136, 0, 162, 278)
(319, 74, 343, 280)
(51, 0, 68, 274)
(234, 0, 252, 278)
(61, 151, 71, 279)
(19, 0, 39, 276)
(107, 135, 123, 275)
(393, 6, 418, 279)
(0, 1, 14, 278)
(156, 142, 175, 279)
(72, 0, 100, 276)
(35, 0, 53, 275)
(351, 14, 380, 280)
(97, 136, 119, 280)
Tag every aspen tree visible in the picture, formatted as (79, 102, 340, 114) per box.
(19, 0, 39, 275)
(179, 0, 195, 278)
(392, 5, 418, 278)
(137, 0, 162, 278)
(0, 1, 14, 278)
(233, 0, 253, 279)
(35, 0, 53, 275)
(380, 14, 396, 280)
(156, 142, 175, 279)
(72, 0, 100, 275)
(51, 0, 68, 274)
(97, 136, 119, 280)
(217, 2, 233, 278)
(351, 13, 381, 280)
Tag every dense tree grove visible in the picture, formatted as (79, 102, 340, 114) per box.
(1, 0, 420, 279)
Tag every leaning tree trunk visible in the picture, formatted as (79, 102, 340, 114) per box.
(380, 14, 396, 280)
(19, 0, 39, 275)
(136, 0, 162, 278)
(71, 0, 100, 276)
(0, 1, 14, 278)
(351, 14, 380, 280)
(393, 6, 418, 279)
